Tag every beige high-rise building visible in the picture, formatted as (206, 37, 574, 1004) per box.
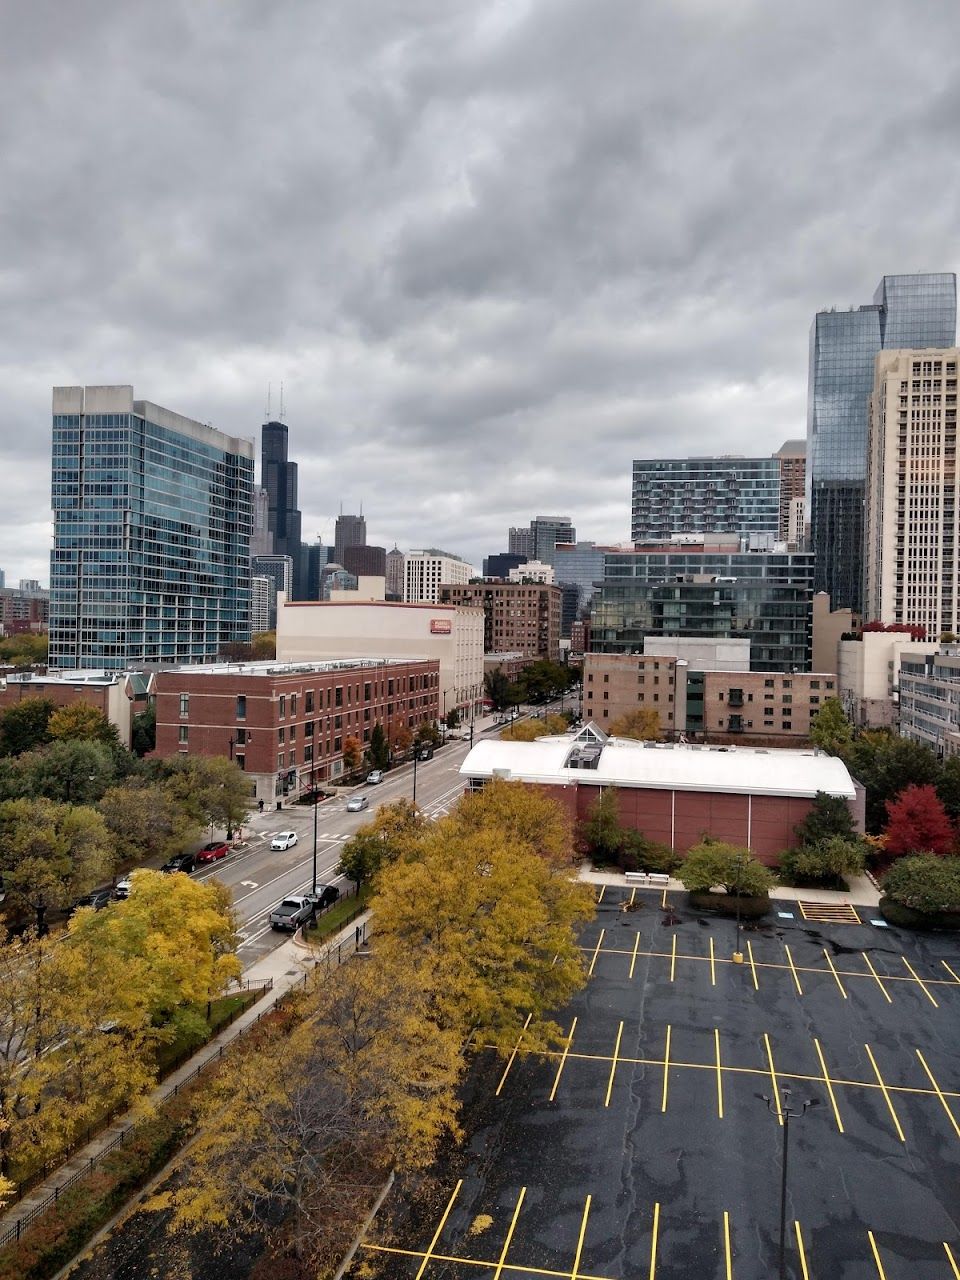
(865, 349, 960, 641)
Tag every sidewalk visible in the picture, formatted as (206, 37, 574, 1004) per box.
(0, 913, 369, 1245)
(576, 864, 881, 908)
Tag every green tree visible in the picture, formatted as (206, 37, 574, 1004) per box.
(0, 696, 54, 757)
(15, 738, 117, 805)
(578, 787, 624, 863)
(338, 798, 426, 886)
(0, 633, 48, 667)
(47, 702, 120, 747)
(809, 698, 854, 756)
(414, 720, 442, 747)
(678, 841, 773, 897)
(518, 659, 570, 704)
(846, 732, 941, 833)
(368, 723, 390, 771)
(882, 854, 960, 914)
(779, 837, 867, 886)
(131, 703, 156, 757)
(445, 707, 461, 729)
(484, 668, 514, 711)
(936, 754, 960, 825)
(793, 790, 858, 847)
(155, 756, 250, 837)
(97, 778, 197, 870)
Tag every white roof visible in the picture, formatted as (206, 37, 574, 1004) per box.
(460, 736, 856, 799)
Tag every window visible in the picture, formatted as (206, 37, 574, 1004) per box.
(603, 674, 609, 683)
(278, 727, 285, 744)
(290, 694, 297, 715)
(782, 721, 792, 730)
(279, 695, 286, 718)
(305, 691, 314, 713)
(236, 755, 245, 771)
(764, 679, 774, 688)
(236, 728, 247, 745)
(304, 744, 313, 763)
(236, 695, 246, 720)
(304, 720, 315, 737)
(179, 693, 189, 717)
(289, 725, 296, 740)
(783, 695, 792, 704)
(335, 686, 343, 707)
(178, 725, 188, 743)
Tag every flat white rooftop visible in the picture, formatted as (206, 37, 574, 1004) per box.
(164, 657, 434, 678)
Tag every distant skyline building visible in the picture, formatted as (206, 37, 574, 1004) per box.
(807, 272, 956, 613)
(342, 544, 386, 579)
(260, 420, 304, 597)
(483, 552, 528, 579)
(252, 554, 294, 606)
(631, 455, 782, 544)
(334, 512, 366, 565)
(251, 575, 274, 633)
(385, 547, 405, 600)
(508, 526, 534, 557)
(404, 549, 473, 604)
(530, 515, 576, 561)
(775, 440, 806, 543)
(49, 385, 253, 670)
(250, 486, 273, 560)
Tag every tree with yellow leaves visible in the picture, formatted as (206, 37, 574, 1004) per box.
(47, 702, 120, 747)
(607, 707, 662, 741)
(450, 776, 574, 865)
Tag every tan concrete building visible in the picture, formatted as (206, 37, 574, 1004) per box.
(776, 440, 807, 543)
(865, 348, 960, 640)
(837, 631, 939, 728)
(439, 582, 561, 663)
(583, 653, 683, 736)
(811, 592, 855, 675)
(404, 550, 474, 603)
(701, 671, 837, 742)
(275, 596, 484, 720)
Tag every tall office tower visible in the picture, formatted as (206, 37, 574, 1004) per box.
(334, 512, 366, 564)
(404, 549, 473, 603)
(251, 575, 274, 633)
(305, 540, 334, 600)
(342, 544, 386, 579)
(385, 546, 405, 600)
(508, 526, 534, 557)
(775, 441, 806, 543)
(865, 348, 960, 640)
(807, 273, 956, 613)
(50, 385, 253, 670)
(252, 554, 294, 604)
(483, 552, 527, 579)
(250, 486, 273, 559)
(631, 457, 781, 543)
(530, 516, 576, 561)
(260, 420, 303, 595)
(0, 569, 5, 589)
(550, 541, 609, 635)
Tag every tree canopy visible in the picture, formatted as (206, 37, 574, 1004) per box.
(882, 854, 960, 914)
(884, 783, 955, 857)
(607, 708, 662, 741)
(47, 702, 119, 747)
(0, 696, 54, 758)
(793, 790, 857, 847)
(0, 797, 113, 930)
(809, 697, 854, 756)
(677, 840, 773, 897)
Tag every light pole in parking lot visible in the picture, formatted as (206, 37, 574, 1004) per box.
(759, 1087, 819, 1280)
(732, 848, 746, 964)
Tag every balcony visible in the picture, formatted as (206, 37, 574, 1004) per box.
(727, 715, 744, 733)
(727, 688, 744, 707)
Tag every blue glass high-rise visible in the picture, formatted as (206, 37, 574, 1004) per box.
(807, 272, 956, 612)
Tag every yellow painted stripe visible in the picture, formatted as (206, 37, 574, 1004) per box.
(661, 1025, 671, 1113)
(747, 940, 759, 991)
(714, 1028, 724, 1119)
(604, 1021, 624, 1108)
(629, 932, 641, 979)
(596, 885, 605, 905)
(784, 945, 803, 995)
(823, 948, 847, 999)
(548, 1017, 578, 1103)
(588, 929, 606, 976)
(414, 1179, 463, 1280)
(945, 1241, 960, 1280)
(496, 1013, 532, 1096)
(813, 1037, 844, 1133)
(570, 1195, 591, 1279)
(795, 1221, 810, 1280)
(902, 956, 938, 1007)
(628, 886, 636, 907)
(863, 952, 892, 1003)
(764, 1033, 784, 1126)
(723, 1210, 734, 1280)
(942, 960, 960, 987)
(916, 1050, 960, 1139)
(864, 1043, 905, 1142)
(670, 933, 677, 983)
(365, 1241, 614, 1276)
(661, 884, 668, 909)
(648, 1202, 660, 1280)
(868, 1230, 888, 1280)
(709, 936, 717, 986)
(492, 1186, 526, 1279)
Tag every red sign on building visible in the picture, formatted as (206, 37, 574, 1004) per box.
(430, 619, 452, 634)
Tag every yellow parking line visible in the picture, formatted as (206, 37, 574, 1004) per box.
(813, 1037, 844, 1133)
(864, 1043, 905, 1142)
(588, 929, 606, 977)
(414, 1179, 463, 1280)
(747, 940, 759, 991)
(708, 936, 717, 986)
(916, 1050, 960, 1139)
(496, 1013, 533, 1096)
(492, 1186, 526, 1279)
(945, 1241, 960, 1280)
(628, 887, 636, 908)
(723, 1210, 734, 1280)
(604, 1021, 624, 1108)
(661, 1025, 671, 1113)
(670, 934, 677, 983)
(823, 948, 847, 999)
(597, 886, 606, 905)
(548, 1017, 577, 1103)
(795, 1222, 810, 1280)
(571, 1195, 591, 1279)
(868, 1230, 888, 1280)
(863, 952, 892, 1003)
(942, 961, 960, 987)
(714, 1028, 724, 1119)
(661, 885, 669, 909)
(629, 932, 641, 980)
(648, 1202, 660, 1280)
(902, 956, 939, 1007)
(764, 1033, 784, 1126)
(785, 945, 804, 995)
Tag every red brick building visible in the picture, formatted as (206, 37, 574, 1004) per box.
(154, 657, 440, 807)
(439, 582, 561, 662)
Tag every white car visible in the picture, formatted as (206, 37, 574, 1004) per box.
(271, 831, 298, 851)
(366, 770, 383, 785)
(346, 795, 369, 813)
(114, 876, 132, 899)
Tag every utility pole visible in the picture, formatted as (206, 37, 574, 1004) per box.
(311, 766, 319, 894)
(412, 750, 418, 805)
(732, 848, 745, 964)
(759, 1087, 819, 1278)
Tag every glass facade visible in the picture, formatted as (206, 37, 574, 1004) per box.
(547, 541, 608, 637)
(631, 457, 781, 542)
(50, 396, 253, 670)
(807, 273, 956, 613)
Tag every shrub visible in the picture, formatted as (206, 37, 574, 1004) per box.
(618, 830, 680, 876)
(677, 840, 773, 898)
(778, 837, 867, 887)
(882, 854, 960, 916)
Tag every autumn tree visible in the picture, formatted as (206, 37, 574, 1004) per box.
(809, 697, 854, 757)
(0, 633, 47, 667)
(47, 702, 120, 747)
(607, 707, 662, 741)
(338, 798, 426, 886)
(391, 723, 413, 757)
(342, 735, 363, 773)
(884, 783, 955, 858)
(97, 778, 197, 870)
(251, 630, 276, 659)
(155, 755, 250, 837)
(450, 777, 574, 865)
(678, 840, 773, 898)
(846, 732, 940, 833)
(0, 696, 54, 757)
(499, 718, 545, 742)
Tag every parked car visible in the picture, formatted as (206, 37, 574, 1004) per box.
(269, 895, 314, 931)
(114, 876, 132, 900)
(72, 888, 113, 913)
(366, 770, 383, 785)
(417, 745, 434, 761)
(271, 831, 298, 850)
(346, 795, 369, 813)
(308, 884, 340, 910)
(196, 840, 230, 864)
(161, 852, 196, 875)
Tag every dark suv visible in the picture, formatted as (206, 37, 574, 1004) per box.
(160, 852, 196, 875)
(310, 884, 340, 910)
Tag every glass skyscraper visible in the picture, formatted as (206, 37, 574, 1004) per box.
(261, 420, 304, 597)
(631, 457, 781, 543)
(50, 386, 254, 670)
(807, 272, 956, 613)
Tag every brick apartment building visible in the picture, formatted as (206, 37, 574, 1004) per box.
(154, 657, 440, 807)
(439, 582, 561, 662)
(0, 670, 146, 746)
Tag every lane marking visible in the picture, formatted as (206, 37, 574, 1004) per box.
(813, 1037, 844, 1133)
(795, 1221, 810, 1280)
(916, 1050, 960, 1139)
(723, 1210, 734, 1280)
(548, 1018, 578, 1102)
(597, 886, 606, 906)
(784, 945, 804, 995)
(709, 936, 716, 986)
(764, 1033, 784, 1127)
(669, 934, 677, 983)
(588, 930, 606, 977)
(902, 955, 939, 1007)
(714, 1028, 724, 1119)
(491, 1186, 526, 1280)
(629, 932, 641, 980)
(864, 1043, 905, 1143)
(660, 885, 669, 909)
(496, 1013, 532, 1096)
(945, 1242, 960, 1280)
(863, 952, 892, 1003)
(661, 1025, 671, 1113)
(628, 887, 636, 908)
(414, 1179, 462, 1280)
(648, 1202, 660, 1280)
(942, 961, 960, 987)
(823, 948, 848, 999)
(868, 1230, 888, 1280)
(571, 1195, 591, 1279)
(747, 940, 759, 991)
(604, 1021, 624, 1108)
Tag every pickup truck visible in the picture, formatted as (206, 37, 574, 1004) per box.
(269, 895, 315, 931)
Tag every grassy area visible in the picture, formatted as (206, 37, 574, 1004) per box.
(154, 991, 257, 1075)
(306, 884, 373, 942)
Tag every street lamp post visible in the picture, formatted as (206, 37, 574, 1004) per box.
(759, 1087, 819, 1279)
(732, 848, 745, 965)
(412, 750, 418, 805)
(311, 765, 319, 894)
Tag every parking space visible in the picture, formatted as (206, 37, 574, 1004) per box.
(356, 886, 960, 1279)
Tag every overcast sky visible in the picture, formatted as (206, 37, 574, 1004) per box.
(3, 0, 960, 585)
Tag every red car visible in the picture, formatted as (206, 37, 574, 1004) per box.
(196, 840, 230, 864)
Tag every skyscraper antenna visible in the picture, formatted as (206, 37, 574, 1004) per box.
(265, 383, 272, 420)
(279, 382, 285, 422)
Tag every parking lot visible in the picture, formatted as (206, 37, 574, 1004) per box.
(355, 885, 960, 1279)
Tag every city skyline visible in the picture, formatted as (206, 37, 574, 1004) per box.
(3, 4, 960, 584)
